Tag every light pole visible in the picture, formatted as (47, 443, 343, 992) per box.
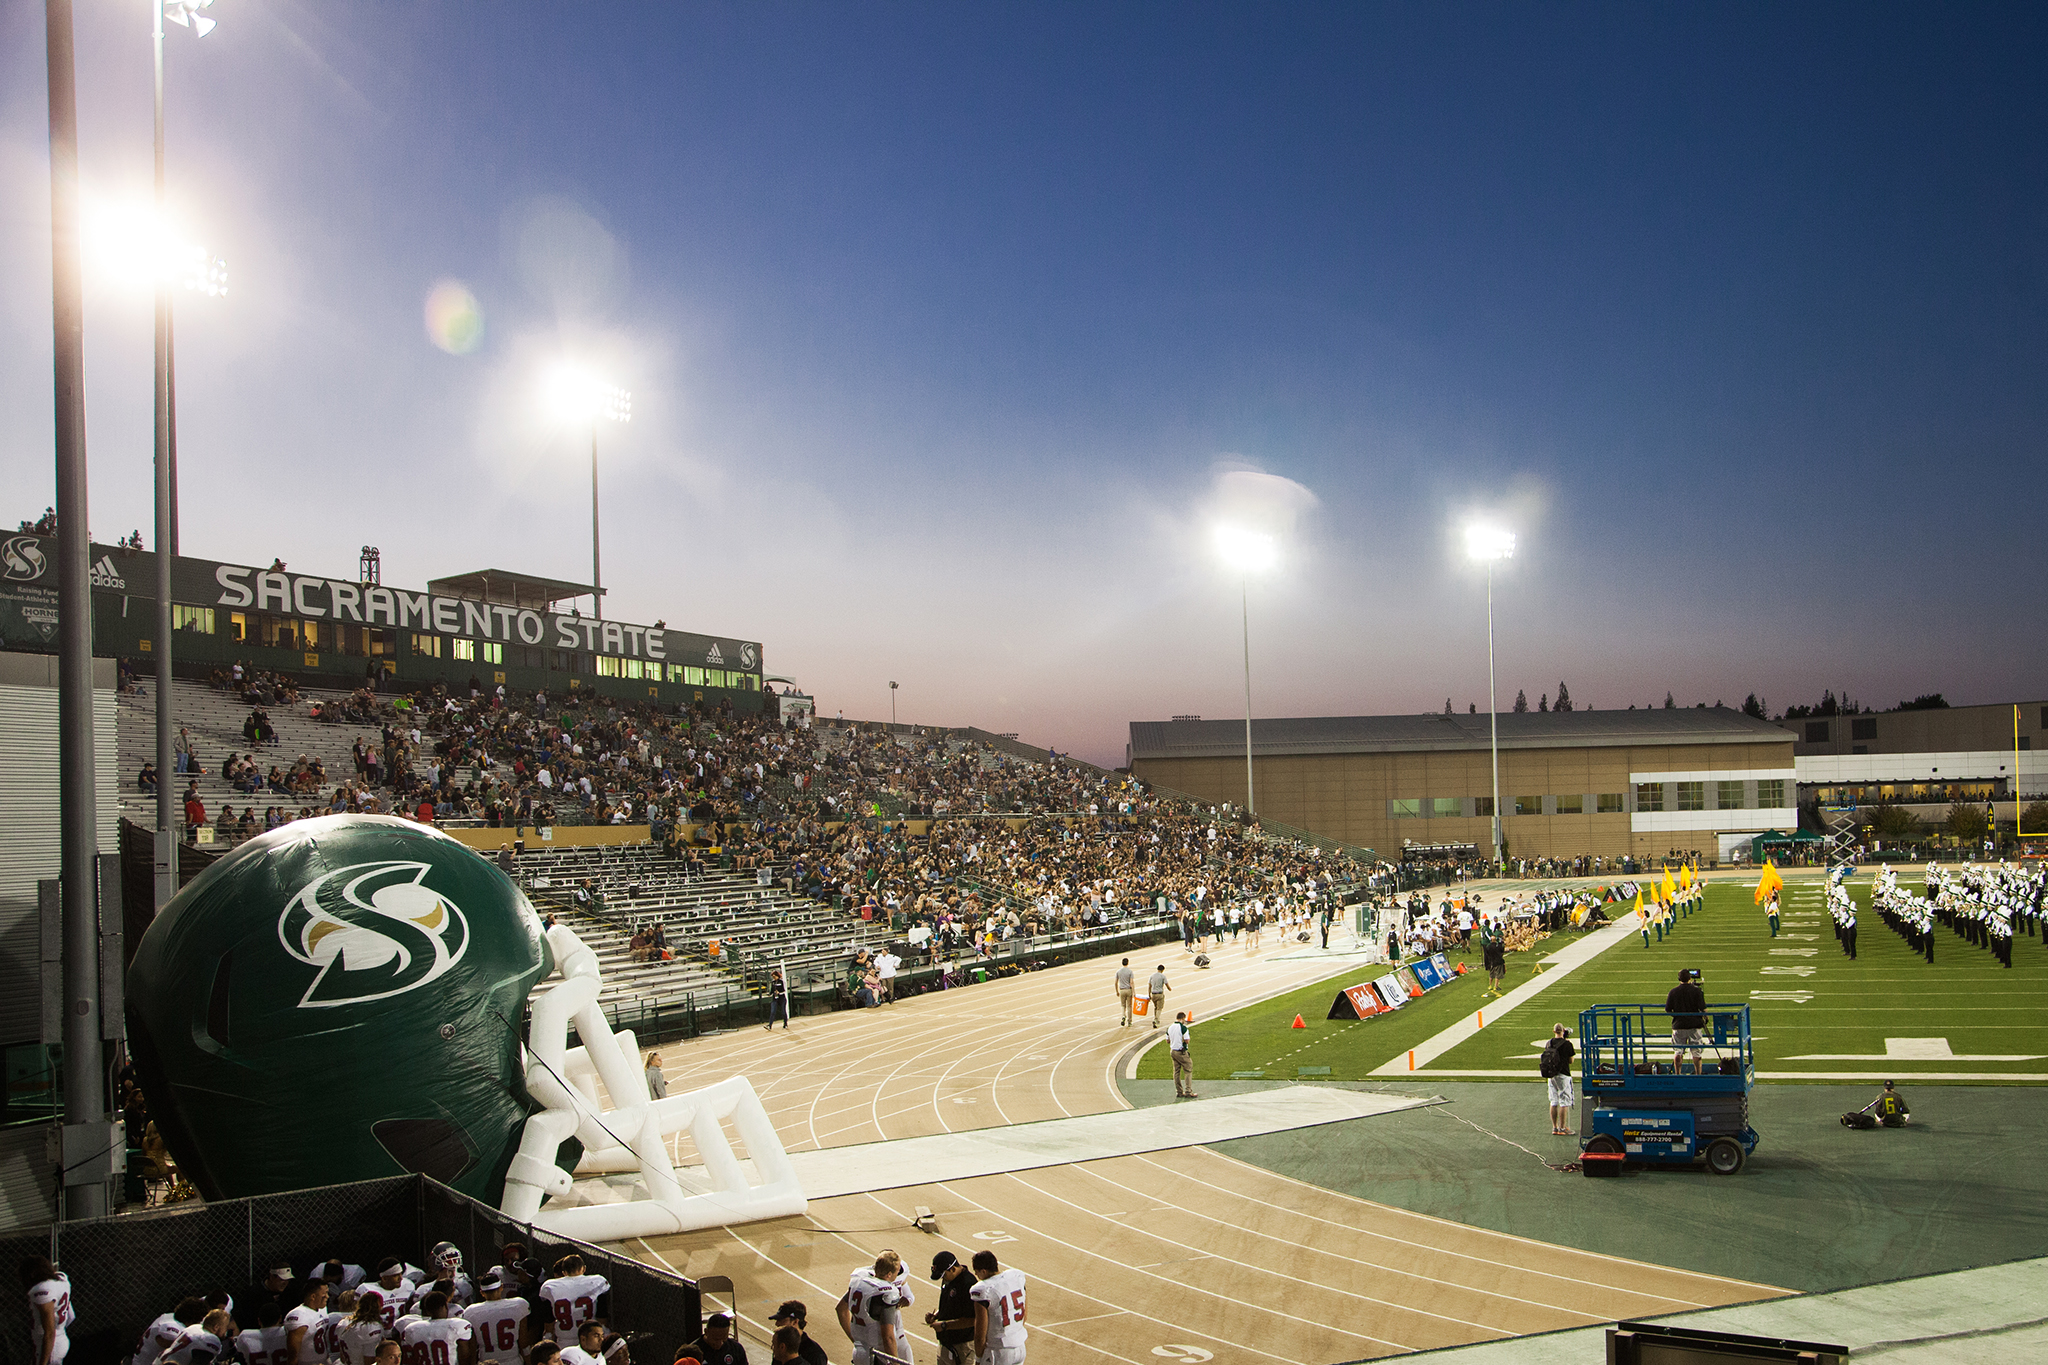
(1213, 526, 1278, 817)
(545, 365, 629, 619)
(151, 0, 223, 909)
(1465, 524, 1515, 871)
(889, 680, 899, 727)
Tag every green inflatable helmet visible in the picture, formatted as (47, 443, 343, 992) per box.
(127, 815, 554, 1203)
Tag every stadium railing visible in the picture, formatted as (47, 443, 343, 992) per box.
(0, 1173, 701, 1365)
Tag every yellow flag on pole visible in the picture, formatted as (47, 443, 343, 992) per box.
(1754, 859, 1783, 905)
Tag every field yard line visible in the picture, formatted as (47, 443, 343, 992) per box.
(1370, 915, 1645, 1075)
(1757, 1070, 2048, 1081)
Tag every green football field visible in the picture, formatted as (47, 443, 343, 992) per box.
(1141, 876, 2048, 1084)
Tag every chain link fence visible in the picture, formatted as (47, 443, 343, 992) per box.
(0, 1175, 699, 1365)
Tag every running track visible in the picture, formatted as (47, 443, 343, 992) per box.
(619, 940, 1782, 1362)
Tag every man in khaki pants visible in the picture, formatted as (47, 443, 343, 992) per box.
(1114, 958, 1136, 1026)
(1147, 965, 1171, 1028)
(1169, 1012, 1196, 1098)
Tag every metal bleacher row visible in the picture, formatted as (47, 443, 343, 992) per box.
(512, 842, 890, 1009)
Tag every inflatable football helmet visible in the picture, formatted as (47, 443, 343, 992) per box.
(127, 816, 554, 1203)
(130, 813, 806, 1238)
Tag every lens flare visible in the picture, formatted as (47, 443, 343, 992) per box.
(424, 281, 484, 354)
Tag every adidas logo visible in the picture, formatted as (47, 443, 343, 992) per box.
(89, 554, 127, 590)
(706, 642, 724, 665)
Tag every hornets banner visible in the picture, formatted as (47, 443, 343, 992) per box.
(126, 816, 559, 1202)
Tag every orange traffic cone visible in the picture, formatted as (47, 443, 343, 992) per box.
(1291, 1014, 1306, 1029)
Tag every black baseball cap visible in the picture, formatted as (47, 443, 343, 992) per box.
(930, 1251, 958, 1279)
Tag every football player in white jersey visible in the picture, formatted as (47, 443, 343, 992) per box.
(400, 1292, 475, 1365)
(22, 1256, 76, 1365)
(134, 1299, 206, 1365)
(283, 1281, 337, 1365)
(158, 1308, 234, 1365)
(334, 1296, 386, 1365)
(836, 1251, 909, 1365)
(557, 1321, 606, 1365)
(413, 1245, 476, 1309)
(308, 1262, 368, 1296)
(967, 1251, 1026, 1365)
(460, 1270, 529, 1365)
(363, 1261, 416, 1332)
(537, 1255, 610, 1348)
(234, 1302, 291, 1365)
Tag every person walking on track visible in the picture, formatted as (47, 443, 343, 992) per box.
(1114, 959, 1135, 1027)
(1146, 965, 1171, 1028)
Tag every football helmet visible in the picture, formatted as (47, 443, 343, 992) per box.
(430, 1242, 463, 1277)
(127, 815, 554, 1203)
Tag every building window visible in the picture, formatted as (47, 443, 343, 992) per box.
(1717, 780, 1744, 810)
(597, 655, 623, 677)
(1758, 779, 1786, 807)
(368, 629, 393, 657)
(624, 659, 645, 680)
(2023, 736, 2033, 752)
(482, 642, 503, 664)
(1514, 795, 1542, 816)
(1636, 783, 1664, 813)
(171, 604, 214, 634)
(227, 611, 248, 643)
(1389, 798, 1421, 818)
(1676, 781, 1705, 811)
(411, 633, 441, 658)
(1851, 718, 1877, 741)
(1432, 796, 1462, 817)
(1473, 796, 1494, 817)
(451, 638, 477, 661)
(1555, 794, 1583, 814)
(1597, 792, 1624, 813)
(1805, 720, 1830, 743)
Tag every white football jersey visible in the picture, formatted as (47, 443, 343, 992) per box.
(461, 1299, 529, 1365)
(30, 1274, 74, 1350)
(134, 1312, 185, 1365)
(400, 1316, 473, 1365)
(234, 1325, 289, 1365)
(159, 1326, 224, 1365)
(333, 1320, 386, 1365)
(844, 1270, 903, 1357)
(281, 1305, 335, 1365)
(411, 1277, 476, 1311)
(360, 1282, 416, 1331)
(538, 1274, 610, 1346)
(969, 1268, 1028, 1351)
(306, 1265, 368, 1295)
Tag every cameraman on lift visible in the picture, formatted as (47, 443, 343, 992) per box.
(1665, 968, 1708, 1074)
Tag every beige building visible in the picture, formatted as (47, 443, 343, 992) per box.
(1127, 708, 1797, 863)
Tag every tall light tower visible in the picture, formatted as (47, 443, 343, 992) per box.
(1465, 524, 1515, 870)
(1213, 525, 1278, 817)
(889, 680, 899, 727)
(545, 365, 630, 619)
(151, 0, 226, 909)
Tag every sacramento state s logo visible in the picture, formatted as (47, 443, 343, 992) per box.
(277, 861, 470, 1007)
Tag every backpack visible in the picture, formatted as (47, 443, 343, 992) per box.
(1539, 1039, 1567, 1078)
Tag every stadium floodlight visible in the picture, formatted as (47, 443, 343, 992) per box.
(1465, 523, 1516, 869)
(544, 363, 631, 619)
(1212, 524, 1278, 817)
(164, 0, 217, 37)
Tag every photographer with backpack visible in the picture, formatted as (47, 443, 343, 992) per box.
(1540, 1023, 1576, 1136)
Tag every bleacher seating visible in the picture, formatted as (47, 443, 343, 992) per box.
(116, 680, 374, 829)
(512, 843, 890, 1008)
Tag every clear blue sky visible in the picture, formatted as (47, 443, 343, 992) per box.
(3, 2, 2043, 764)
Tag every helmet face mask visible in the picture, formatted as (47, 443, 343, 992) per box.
(432, 1243, 463, 1277)
(127, 815, 556, 1204)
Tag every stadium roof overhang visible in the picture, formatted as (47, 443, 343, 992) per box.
(425, 569, 602, 611)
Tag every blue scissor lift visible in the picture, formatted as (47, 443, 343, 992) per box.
(1577, 1003, 1760, 1176)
